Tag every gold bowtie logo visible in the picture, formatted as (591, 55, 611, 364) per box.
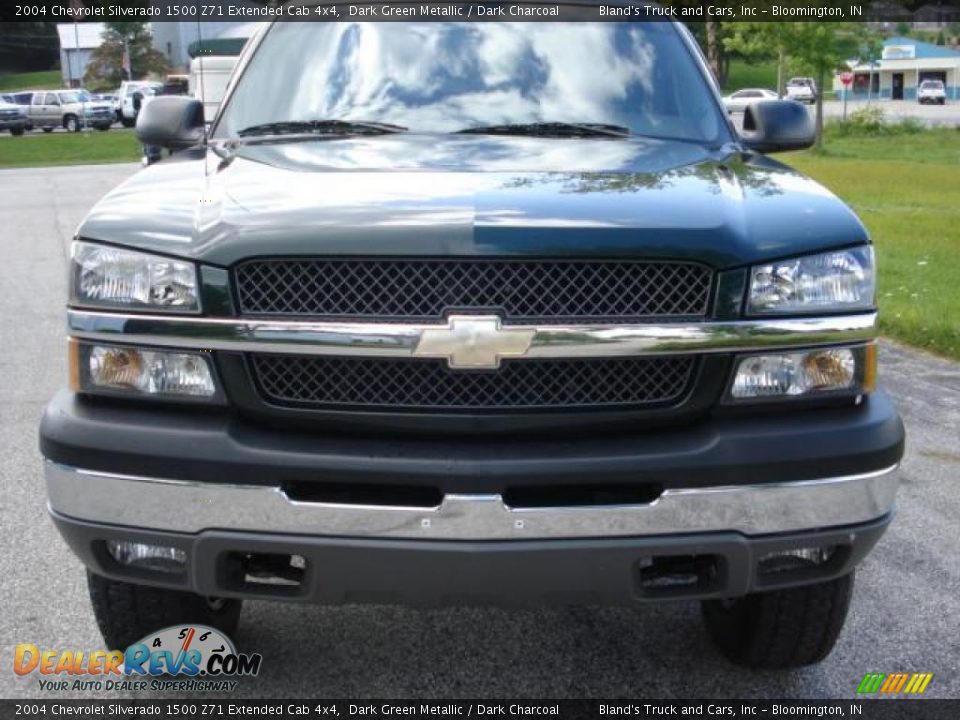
(414, 315, 536, 369)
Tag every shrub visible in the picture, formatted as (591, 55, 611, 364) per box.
(827, 107, 925, 138)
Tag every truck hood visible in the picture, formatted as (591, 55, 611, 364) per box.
(78, 134, 868, 268)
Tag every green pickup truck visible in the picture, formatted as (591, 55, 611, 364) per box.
(41, 9, 904, 669)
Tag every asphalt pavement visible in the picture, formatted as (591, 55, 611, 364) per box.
(0, 164, 957, 699)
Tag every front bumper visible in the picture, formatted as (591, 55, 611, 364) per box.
(52, 510, 891, 605)
(0, 118, 26, 131)
(46, 462, 899, 541)
(41, 389, 903, 604)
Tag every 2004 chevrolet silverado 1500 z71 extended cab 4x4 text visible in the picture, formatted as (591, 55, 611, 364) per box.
(40, 9, 904, 670)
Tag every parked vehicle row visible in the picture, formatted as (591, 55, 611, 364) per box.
(0, 81, 176, 137)
(2, 88, 113, 134)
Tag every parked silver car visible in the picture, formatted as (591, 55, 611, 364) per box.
(27, 90, 113, 133)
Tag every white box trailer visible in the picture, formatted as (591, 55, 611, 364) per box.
(189, 55, 240, 121)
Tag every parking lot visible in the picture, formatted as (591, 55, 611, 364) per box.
(821, 99, 960, 126)
(1, 163, 958, 699)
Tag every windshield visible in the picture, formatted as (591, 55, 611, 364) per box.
(921, 81, 943, 89)
(59, 91, 82, 103)
(215, 22, 727, 144)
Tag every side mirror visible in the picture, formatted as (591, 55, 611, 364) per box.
(136, 96, 204, 151)
(740, 100, 815, 153)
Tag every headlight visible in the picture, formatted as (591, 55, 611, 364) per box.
(748, 246, 874, 315)
(70, 241, 200, 313)
(728, 345, 876, 401)
(70, 340, 221, 402)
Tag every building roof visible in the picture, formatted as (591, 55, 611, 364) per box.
(56, 22, 106, 51)
(884, 36, 960, 59)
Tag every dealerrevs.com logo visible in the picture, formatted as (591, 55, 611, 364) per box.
(15, 625, 262, 693)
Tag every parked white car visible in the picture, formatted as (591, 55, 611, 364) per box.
(117, 81, 162, 127)
(722, 88, 779, 114)
(918, 80, 946, 105)
(785, 77, 817, 104)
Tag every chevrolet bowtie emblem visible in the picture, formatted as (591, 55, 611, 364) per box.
(414, 315, 536, 369)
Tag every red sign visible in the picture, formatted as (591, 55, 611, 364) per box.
(841, 72, 854, 86)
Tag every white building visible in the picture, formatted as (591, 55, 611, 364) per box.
(834, 36, 960, 101)
(56, 23, 106, 88)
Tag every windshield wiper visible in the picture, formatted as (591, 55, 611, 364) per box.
(455, 122, 631, 138)
(237, 119, 407, 138)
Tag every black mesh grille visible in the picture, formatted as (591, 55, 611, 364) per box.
(235, 259, 712, 321)
(251, 355, 696, 411)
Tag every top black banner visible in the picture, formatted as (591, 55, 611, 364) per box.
(4, 0, 957, 23)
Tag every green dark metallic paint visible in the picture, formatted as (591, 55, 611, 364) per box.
(77, 134, 869, 277)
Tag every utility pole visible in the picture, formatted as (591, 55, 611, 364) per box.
(73, 18, 87, 132)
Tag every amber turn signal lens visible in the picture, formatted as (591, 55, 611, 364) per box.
(68, 337, 81, 392)
(863, 343, 877, 394)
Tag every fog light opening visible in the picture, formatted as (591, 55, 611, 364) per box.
(758, 545, 837, 577)
(106, 540, 186, 574)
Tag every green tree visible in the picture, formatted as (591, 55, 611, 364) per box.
(936, 30, 946, 46)
(788, 23, 861, 148)
(689, 21, 731, 87)
(82, 22, 168, 90)
(724, 22, 800, 97)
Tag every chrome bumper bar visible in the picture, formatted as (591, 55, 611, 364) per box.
(67, 309, 877, 361)
(46, 463, 899, 540)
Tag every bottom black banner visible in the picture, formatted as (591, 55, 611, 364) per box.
(1, 700, 958, 720)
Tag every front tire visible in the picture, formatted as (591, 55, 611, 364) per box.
(701, 571, 854, 669)
(10, 128, 24, 136)
(87, 572, 243, 651)
(121, 116, 135, 128)
(64, 115, 79, 133)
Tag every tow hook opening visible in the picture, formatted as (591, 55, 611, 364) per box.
(636, 554, 723, 597)
(220, 551, 307, 595)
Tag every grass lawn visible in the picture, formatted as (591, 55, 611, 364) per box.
(722, 60, 778, 93)
(778, 129, 960, 360)
(0, 70, 63, 93)
(0, 130, 141, 168)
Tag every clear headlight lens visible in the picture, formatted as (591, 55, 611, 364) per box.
(748, 247, 875, 315)
(71, 341, 220, 402)
(71, 241, 200, 312)
(729, 345, 875, 401)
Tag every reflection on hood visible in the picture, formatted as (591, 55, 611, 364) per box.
(230, 134, 716, 175)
